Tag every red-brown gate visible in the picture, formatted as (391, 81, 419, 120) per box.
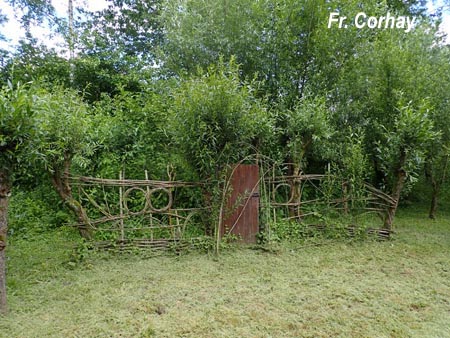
(222, 164, 259, 243)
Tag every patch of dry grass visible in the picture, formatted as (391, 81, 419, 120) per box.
(1, 207, 449, 337)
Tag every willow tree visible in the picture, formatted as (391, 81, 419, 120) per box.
(377, 100, 438, 229)
(0, 82, 36, 315)
(171, 59, 271, 181)
(422, 47, 450, 219)
(170, 59, 272, 233)
(34, 87, 95, 239)
(282, 95, 332, 218)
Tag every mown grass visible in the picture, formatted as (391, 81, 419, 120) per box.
(1, 206, 449, 338)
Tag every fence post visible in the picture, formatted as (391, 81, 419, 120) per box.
(119, 170, 125, 242)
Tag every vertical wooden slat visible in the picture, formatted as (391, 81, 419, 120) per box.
(223, 164, 259, 243)
(119, 170, 125, 242)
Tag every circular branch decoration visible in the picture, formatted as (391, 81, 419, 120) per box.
(147, 187, 173, 213)
(123, 187, 148, 215)
(272, 183, 294, 205)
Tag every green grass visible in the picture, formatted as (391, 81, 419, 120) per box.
(1, 206, 450, 338)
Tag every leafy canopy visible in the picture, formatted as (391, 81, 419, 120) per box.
(171, 58, 272, 179)
(0, 81, 36, 177)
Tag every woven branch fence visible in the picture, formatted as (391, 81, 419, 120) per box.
(69, 166, 396, 250)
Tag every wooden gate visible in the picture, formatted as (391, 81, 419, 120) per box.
(222, 164, 259, 243)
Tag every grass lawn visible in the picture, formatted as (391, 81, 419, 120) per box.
(1, 206, 449, 337)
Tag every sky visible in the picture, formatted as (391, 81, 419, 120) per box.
(0, 0, 109, 53)
(429, 0, 450, 40)
(0, 0, 449, 54)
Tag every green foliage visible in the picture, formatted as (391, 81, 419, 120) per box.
(328, 130, 370, 210)
(162, 0, 267, 77)
(1, 44, 71, 87)
(283, 94, 332, 170)
(1, 0, 450, 240)
(0, 81, 37, 177)
(267, 220, 309, 242)
(341, 132, 369, 181)
(376, 98, 439, 191)
(328, 20, 445, 203)
(68, 238, 94, 266)
(8, 191, 53, 236)
(71, 55, 146, 103)
(162, 0, 423, 104)
(79, 0, 163, 62)
(190, 236, 216, 253)
(91, 88, 171, 179)
(169, 60, 273, 240)
(170, 58, 271, 180)
(8, 188, 70, 238)
(267, 213, 378, 243)
(33, 86, 94, 173)
(260, 217, 368, 243)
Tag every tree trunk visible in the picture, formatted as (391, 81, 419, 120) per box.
(425, 154, 448, 220)
(342, 182, 349, 215)
(429, 181, 439, 220)
(288, 140, 310, 220)
(51, 174, 92, 239)
(383, 170, 406, 230)
(383, 150, 407, 230)
(201, 187, 214, 236)
(50, 153, 92, 239)
(0, 170, 11, 315)
(289, 167, 303, 220)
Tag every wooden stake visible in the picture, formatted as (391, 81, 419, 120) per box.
(119, 171, 124, 241)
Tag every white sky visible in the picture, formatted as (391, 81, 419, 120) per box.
(0, 0, 449, 54)
(429, 0, 450, 42)
(0, 0, 109, 53)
